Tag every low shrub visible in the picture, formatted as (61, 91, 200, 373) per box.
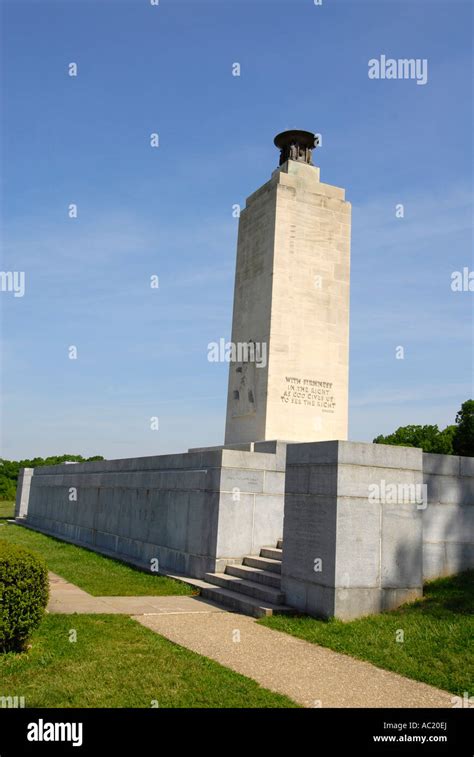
(0, 541, 49, 652)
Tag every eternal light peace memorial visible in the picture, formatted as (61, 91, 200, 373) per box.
(16, 131, 474, 619)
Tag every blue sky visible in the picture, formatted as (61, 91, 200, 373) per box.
(1, 0, 472, 459)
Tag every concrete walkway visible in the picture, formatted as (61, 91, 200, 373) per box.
(136, 612, 452, 709)
(47, 573, 223, 615)
(48, 573, 453, 709)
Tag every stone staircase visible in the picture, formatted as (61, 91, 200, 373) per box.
(198, 540, 294, 618)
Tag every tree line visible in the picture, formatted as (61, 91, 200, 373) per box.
(374, 399, 474, 456)
(0, 455, 104, 501)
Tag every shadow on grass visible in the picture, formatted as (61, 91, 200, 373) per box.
(279, 570, 474, 625)
(403, 570, 474, 617)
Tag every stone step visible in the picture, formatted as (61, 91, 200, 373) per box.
(276, 539, 283, 549)
(225, 563, 281, 588)
(204, 572, 285, 604)
(199, 584, 293, 618)
(243, 555, 282, 574)
(260, 547, 283, 561)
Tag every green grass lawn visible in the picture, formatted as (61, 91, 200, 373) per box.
(0, 522, 193, 597)
(0, 501, 14, 519)
(0, 614, 298, 708)
(260, 571, 474, 696)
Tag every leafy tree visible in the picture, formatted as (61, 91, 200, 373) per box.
(452, 399, 474, 457)
(0, 477, 16, 501)
(373, 399, 474, 456)
(438, 424, 457, 453)
(373, 424, 454, 454)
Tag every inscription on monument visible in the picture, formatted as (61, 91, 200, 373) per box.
(280, 376, 336, 412)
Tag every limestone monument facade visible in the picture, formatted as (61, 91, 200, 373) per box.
(224, 130, 351, 445)
(15, 130, 473, 621)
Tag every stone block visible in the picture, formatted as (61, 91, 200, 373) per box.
(381, 504, 422, 588)
(422, 503, 474, 544)
(263, 470, 285, 495)
(285, 464, 310, 494)
(314, 181, 345, 200)
(215, 492, 255, 558)
(423, 453, 461, 476)
(252, 494, 284, 553)
(425, 474, 470, 506)
(286, 441, 339, 466)
(254, 440, 288, 470)
(308, 464, 338, 495)
(306, 582, 337, 618)
(280, 576, 308, 613)
(220, 467, 264, 494)
(460, 456, 474, 477)
(334, 587, 381, 620)
(281, 493, 337, 586)
(282, 441, 424, 620)
(221, 449, 278, 471)
(95, 531, 118, 553)
(335, 498, 381, 588)
(337, 441, 422, 471)
(445, 542, 474, 574)
(381, 587, 422, 611)
(165, 491, 190, 551)
(338, 464, 422, 501)
(422, 542, 447, 580)
(186, 490, 218, 556)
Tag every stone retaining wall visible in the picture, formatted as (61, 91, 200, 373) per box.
(15, 443, 286, 579)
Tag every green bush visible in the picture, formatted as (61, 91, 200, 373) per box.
(0, 541, 49, 652)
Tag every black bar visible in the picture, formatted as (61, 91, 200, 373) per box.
(0, 708, 471, 755)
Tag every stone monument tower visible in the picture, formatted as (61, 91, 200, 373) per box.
(224, 130, 351, 444)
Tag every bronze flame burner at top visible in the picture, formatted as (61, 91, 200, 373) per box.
(273, 129, 319, 166)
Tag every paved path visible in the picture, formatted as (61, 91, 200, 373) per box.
(47, 573, 223, 615)
(48, 573, 453, 709)
(136, 612, 452, 709)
